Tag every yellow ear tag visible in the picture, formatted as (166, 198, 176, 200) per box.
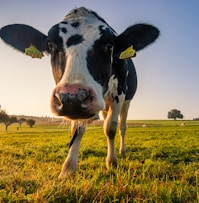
(25, 44, 44, 59)
(119, 45, 136, 59)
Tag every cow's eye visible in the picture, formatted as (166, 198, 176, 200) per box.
(105, 43, 114, 55)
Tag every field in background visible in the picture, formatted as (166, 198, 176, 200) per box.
(0, 120, 199, 202)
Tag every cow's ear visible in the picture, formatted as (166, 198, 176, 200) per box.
(0, 24, 48, 58)
(114, 24, 159, 59)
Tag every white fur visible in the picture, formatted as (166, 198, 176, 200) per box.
(104, 75, 125, 102)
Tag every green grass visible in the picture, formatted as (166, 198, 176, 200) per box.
(0, 120, 199, 202)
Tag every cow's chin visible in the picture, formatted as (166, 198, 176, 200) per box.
(51, 97, 103, 120)
(52, 104, 97, 120)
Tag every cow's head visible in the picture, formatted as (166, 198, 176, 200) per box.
(0, 7, 159, 120)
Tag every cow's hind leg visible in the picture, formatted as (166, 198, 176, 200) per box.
(119, 100, 130, 155)
(59, 121, 85, 178)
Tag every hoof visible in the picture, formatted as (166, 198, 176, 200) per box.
(58, 169, 76, 179)
(106, 157, 118, 169)
(119, 148, 126, 156)
(58, 161, 78, 178)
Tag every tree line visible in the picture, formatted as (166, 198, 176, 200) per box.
(0, 105, 190, 131)
(0, 105, 36, 131)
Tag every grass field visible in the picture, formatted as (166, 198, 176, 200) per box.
(0, 120, 199, 202)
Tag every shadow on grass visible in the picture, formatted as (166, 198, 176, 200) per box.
(82, 148, 106, 159)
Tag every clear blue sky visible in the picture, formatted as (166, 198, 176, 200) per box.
(0, 0, 199, 120)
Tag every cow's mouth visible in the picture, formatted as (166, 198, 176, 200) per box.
(51, 84, 102, 119)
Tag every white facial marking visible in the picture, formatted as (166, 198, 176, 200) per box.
(57, 20, 112, 111)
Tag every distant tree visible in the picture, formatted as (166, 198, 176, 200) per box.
(0, 109, 18, 131)
(168, 109, 184, 120)
(0, 109, 8, 123)
(27, 119, 36, 128)
(18, 118, 27, 127)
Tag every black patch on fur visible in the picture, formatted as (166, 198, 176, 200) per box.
(71, 22, 80, 28)
(48, 24, 63, 48)
(114, 96, 119, 103)
(61, 27, 67, 33)
(67, 34, 84, 47)
(98, 25, 116, 36)
(48, 24, 66, 84)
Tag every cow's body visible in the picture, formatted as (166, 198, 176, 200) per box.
(0, 7, 159, 177)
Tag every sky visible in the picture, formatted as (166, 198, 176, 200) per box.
(0, 0, 199, 120)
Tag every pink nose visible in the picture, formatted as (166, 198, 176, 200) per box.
(51, 84, 96, 119)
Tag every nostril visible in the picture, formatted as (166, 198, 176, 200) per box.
(54, 93, 63, 106)
(54, 92, 72, 104)
(59, 93, 70, 103)
(54, 88, 90, 105)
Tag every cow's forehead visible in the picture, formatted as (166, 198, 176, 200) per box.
(63, 7, 112, 29)
(48, 7, 116, 48)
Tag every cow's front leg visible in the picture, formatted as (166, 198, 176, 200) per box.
(103, 102, 123, 169)
(104, 119, 118, 168)
(59, 122, 85, 178)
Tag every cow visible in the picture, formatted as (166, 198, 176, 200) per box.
(0, 7, 159, 177)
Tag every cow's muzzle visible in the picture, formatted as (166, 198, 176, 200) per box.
(51, 84, 101, 119)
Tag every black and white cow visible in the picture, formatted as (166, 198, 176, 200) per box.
(0, 7, 159, 177)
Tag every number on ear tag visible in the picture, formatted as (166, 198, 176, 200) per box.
(119, 45, 136, 59)
(25, 44, 44, 59)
